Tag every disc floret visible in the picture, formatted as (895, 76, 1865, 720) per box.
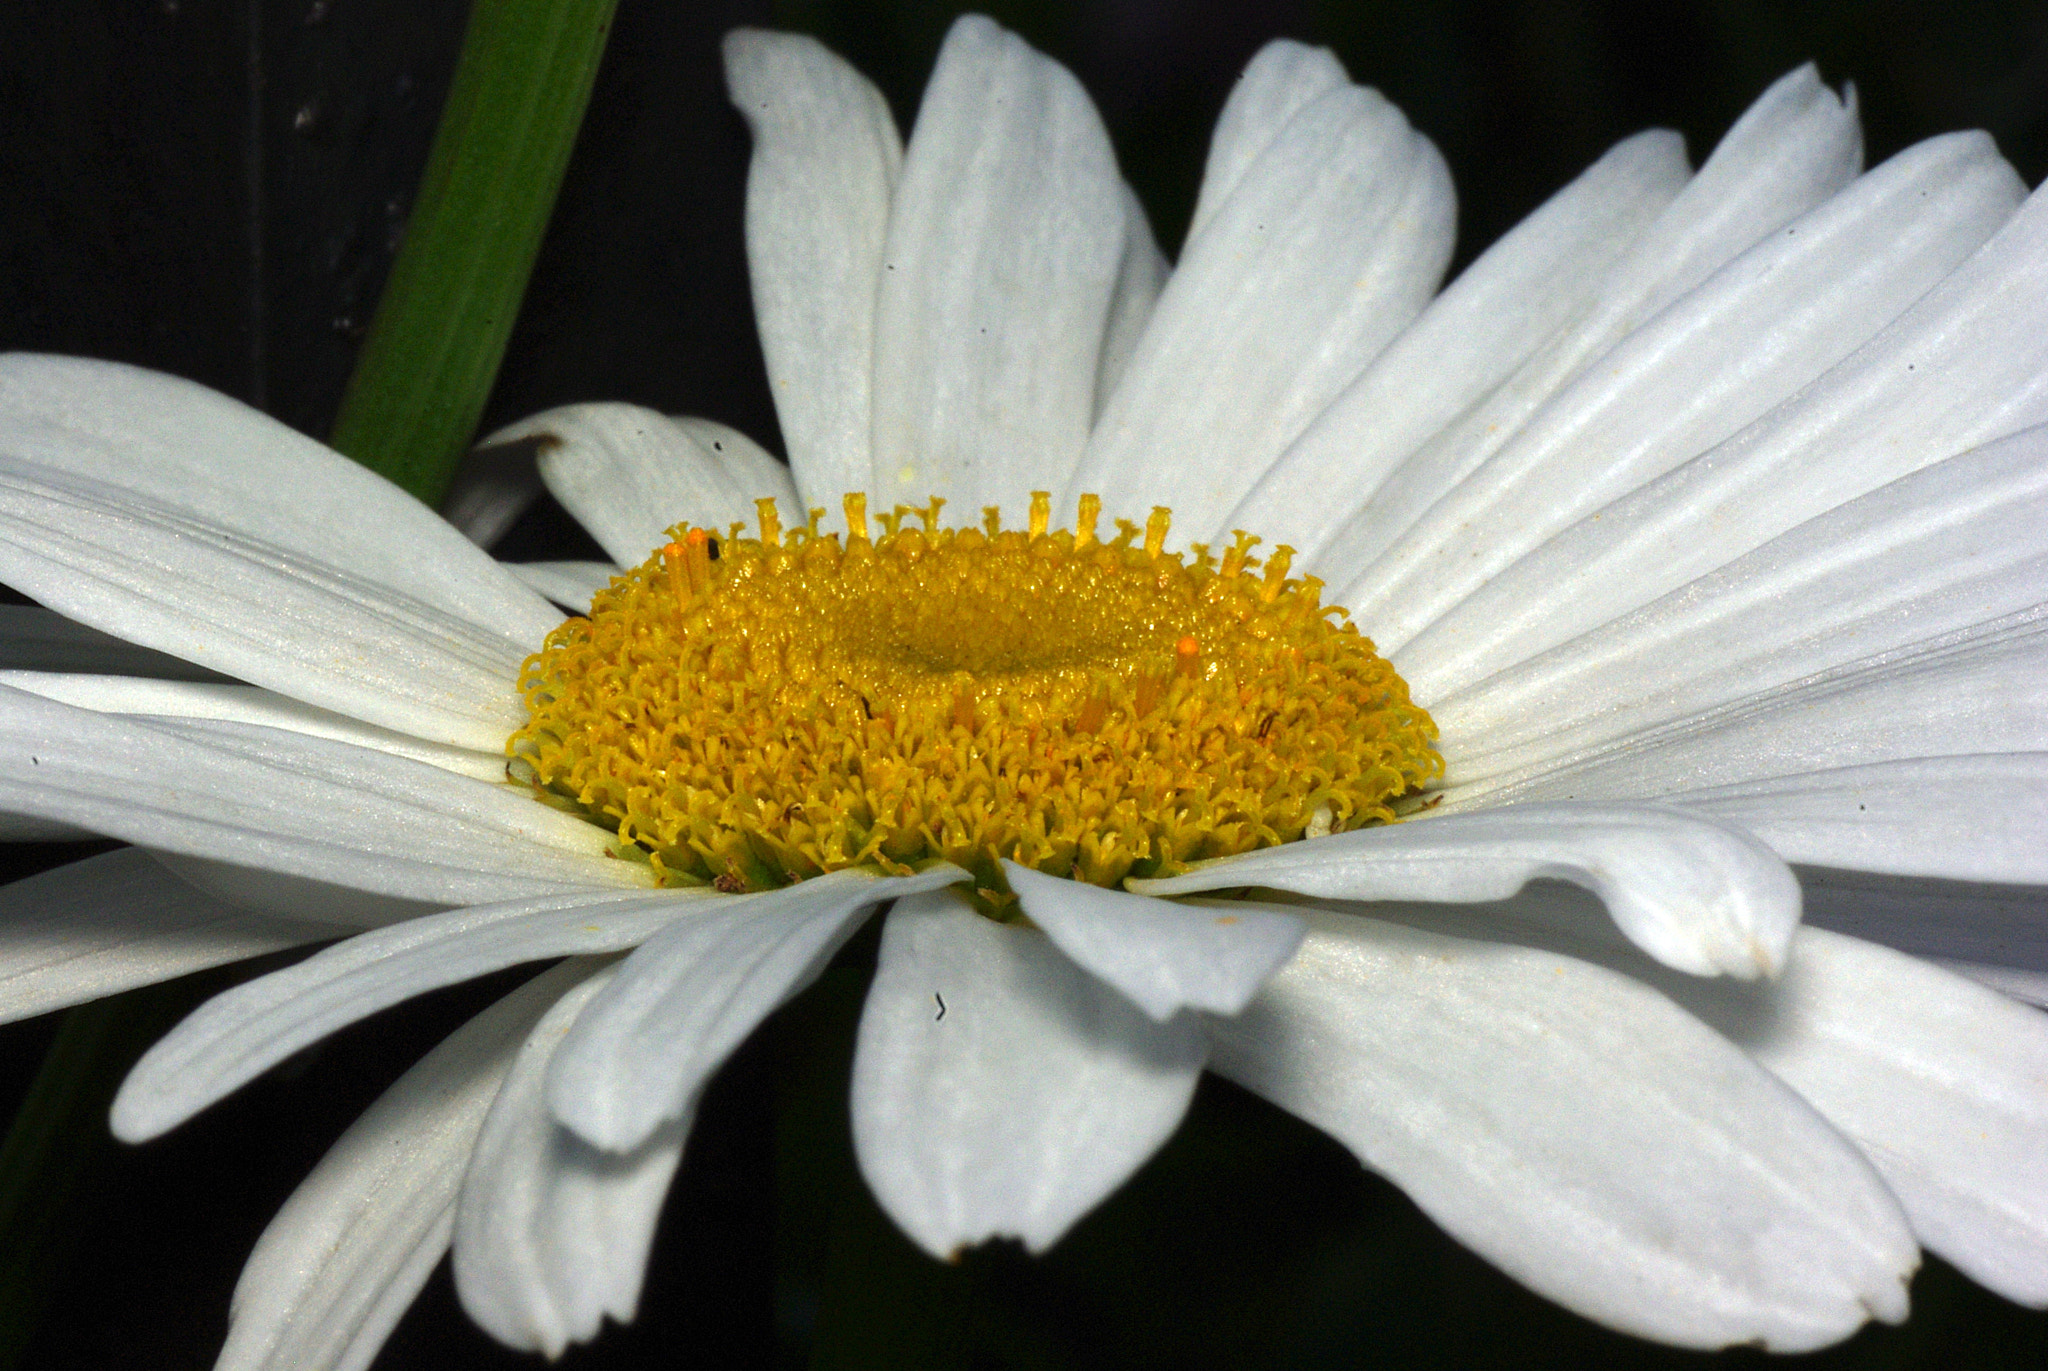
(509, 493, 1440, 898)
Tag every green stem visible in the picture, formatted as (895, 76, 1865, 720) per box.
(328, 0, 620, 505)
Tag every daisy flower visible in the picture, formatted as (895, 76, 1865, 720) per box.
(1, 12, 2046, 1367)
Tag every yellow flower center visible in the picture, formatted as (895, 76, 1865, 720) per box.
(509, 492, 1440, 904)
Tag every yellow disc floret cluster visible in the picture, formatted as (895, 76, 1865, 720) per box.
(509, 492, 1440, 902)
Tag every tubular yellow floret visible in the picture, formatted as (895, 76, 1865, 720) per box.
(509, 494, 1440, 896)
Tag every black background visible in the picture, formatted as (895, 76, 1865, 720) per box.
(3, 1, 2048, 1367)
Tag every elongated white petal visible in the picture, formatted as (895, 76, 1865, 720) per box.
(1319, 66, 1860, 588)
(503, 560, 618, 613)
(1237, 127, 1690, 565)
(0, 849, 330, 1024)
(1409, 172, 2048, 684)
(1659, 927, 2048, 1305)
(1211, 905, 1914, 1351)
(148, 852, 445, 930)
(1669, 755, 2048, 884)
(1358, 132, 2023, 662)
(0, 670, 505, 781)
(440, 432, 543, 551)
(1070, 81, 1454, 542)
(1092, 185, 1167, 421)
(1132, 803, 1800, 979)
(870, 15, 1125, 514)
(112, 868, 960, 1144)
(455, 963, 687, 1357)
(495, 402, 796, 567)
(545, 864, 969, 1151)
(1004, 861, 1304, 1020)
(216, 961, 592, 1371)
(852, 890, 1205, 1257)
(0, 687, 633, 906)
(1472, 615, 2048, 810)
(0, 456, 529, 748)
(1794, 870, 2048, 986)
(1436, 424, 2048, 783)
(0, 604, 224, 680)
(110, 887, 708, 1143)
(1185, 40, 1349, 243)
(0, 355, 559, 644)
(725, 28, 901, 506)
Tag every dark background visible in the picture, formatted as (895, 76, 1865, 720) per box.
(3, 1, 2048, 1367)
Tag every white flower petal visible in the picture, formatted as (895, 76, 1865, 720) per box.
(1356, 131, 2023, 661)
(1183, 40, 1349, 244)
(147, 852, 445, 930)
(1663, 927, 2048, 1306)
(109, 887, 712, 1143)
(724, 28, 901, 506)
(1318, 66, 1860, 587)
(1474, 615, 2048, 809)
(440, 434, 544, 550)
(1408, 172, 2048, 684)
(0, 686, 633, 905)
(1003, 861, 1304, 1020)
(1797, 869, 2048, 984)
(0, 669, 506, 781)
(1091, 185, 1168, 422)
(1210, 905, 1915, 1351)
(1436, 423, 2048, 783)
(1236, 126, 1690, 565)
(0, 354, 557, 644)
(502, 560, 619, 613)
(0, 848, 331, 1024)
(1131, 803, 1800, 979)
(1669, 755, 2048, 885)
(851, 889, 1205, 1257)
(0, 603, 224, 680)
(1070, 80, 1454, 542)
(0, 455, 529, 748)
(870, 15, 1125, 515)
(496, 402, 796, 567)
(545, 863, 971, 1152)
(455, 962, 687, 1357)
(215, 960, 591, 1371)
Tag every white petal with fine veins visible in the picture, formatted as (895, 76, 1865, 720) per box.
(216, 961, 592, 1371)
(0, 456, 531, 748)
(0, 670, 507, 781)
(0, 603, 224, 680)
(1435, 422, 2048, 782)
(497, 402, 797, 567)
(870, 15, 1125, 515)
(1662, 927, 2048, 1306)
(1071, 78, 1454, 540)
(1183, 40, 1348, 243)
(1210, 905, 1915, 1351)
(1406, 175, 2048, 687)
(725, 28, 901, 505)
(1476, 615, 2048, 812)
(0, 354, 559, 645)
(1317, 66, 1860, 588)
(1234, 125, 1690, 563)
(503, 560, 618, 613)
(1351, 131, 2023, 656)
(110, 887, 712, 1143)
(1091, 184, 1167, 421)
(455, 962, 687, 1358)
(0, 848, 332, 1024)
(545, 863, 971, 1152)
(1004, 861, 1304, 1020)
(1134, 802, 1800, 979)
(0, 687, 634, 906)
(852, 890, 1205, 1258)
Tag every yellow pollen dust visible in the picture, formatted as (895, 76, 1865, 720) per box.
(509, 492, 1441, 902)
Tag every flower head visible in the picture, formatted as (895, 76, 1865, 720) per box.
(1, 12, 2046, 1366)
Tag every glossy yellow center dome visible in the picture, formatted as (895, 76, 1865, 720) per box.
(509, 492, 1440, 901)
